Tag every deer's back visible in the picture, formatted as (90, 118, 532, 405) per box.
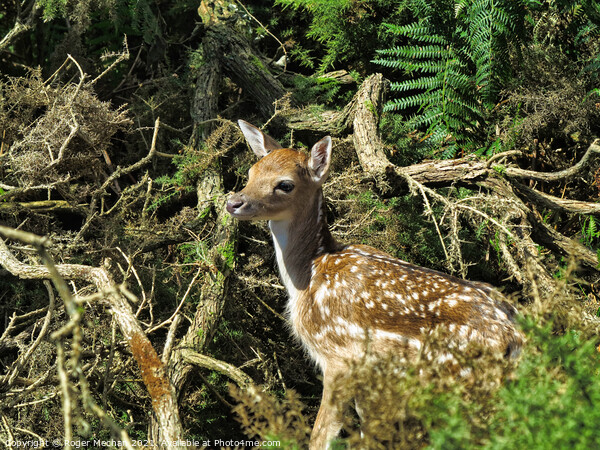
(289, 244, 522, 368)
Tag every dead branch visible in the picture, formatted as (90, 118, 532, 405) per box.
(181, 349, 254, 388)
(0, 226, 184, 446)
(90, 37, 130, 86)
(328, 74, 600, 294)
(0, 200, 86, 214)
(165, 173, 239, 391)
(504, 140, 600, 182)
(91, 117, 160, 207)
(0, 178, 71, 200)
(195, 0, 289, 122)
(0, 2, 40, 54)
(285, 75, 372, 136)
(352, 73, 391, 174)
(513, 180, 600, 215)
(73, 117, 161, 244)
(2, 281, 55, 389)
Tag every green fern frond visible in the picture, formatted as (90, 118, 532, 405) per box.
(375, 0, 525, 158)
(589, 216, 597, 235)
(390, 77, 442, 92)
(382, 23, 448, 44)
(376, 45, 449, 60)
(384, 91, 441, 111)
(445, 69, 473, 91)
(441, 144, 458, 159)
(411, 107, 444, 128)
(411, 0, 434, 17)
(575, 22, 600, 44)
(394, 59, 452, 74)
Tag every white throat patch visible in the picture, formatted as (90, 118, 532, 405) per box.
(269, 220, 299, 301)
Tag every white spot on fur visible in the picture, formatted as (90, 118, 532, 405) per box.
(437, 353, 455, 364)
(459, 325, 471, 338)
(314, 284, 328, 306)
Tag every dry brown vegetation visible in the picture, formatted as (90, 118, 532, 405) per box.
(0, 0, 599, 448)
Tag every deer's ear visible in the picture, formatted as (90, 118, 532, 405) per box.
(309, 136, 332, 184)
(238, 120, 283, 158)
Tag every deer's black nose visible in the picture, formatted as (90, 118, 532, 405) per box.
(226, 198, 244, 214)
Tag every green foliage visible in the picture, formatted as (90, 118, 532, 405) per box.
(580, 215, 600, 250)
(486, 319, 600, 449)
(38, 0, 68, 21)
(178, 241, 211, 268)
(524, 0, 600, 58)
(421, 319, 600, 450)
(291, 74, 348, 105)
(232, 314, 600, 449)
(374, 0, 524, 158)
(37, 0, 161, 43)
(150, 148, 208, 211)
(376, 0, 600, 158)
(347, 190, 448, 271)
(216, 239, 236, 272)
(125, 0, 161, 44)
(274, 0, 404, 73)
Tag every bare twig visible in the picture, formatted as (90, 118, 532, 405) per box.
(116, 247, 146, 306)
(181, 349, 254, 388)
(412, 179, 450, 263)
(56, 343, 73, 443)
(90, 36, 130, 86)
(146, 268, 201, 334)
(66, 54, 86, 104)
(0, 2, 40, 54)
(485, 150, 524, 167)
(14, 392, 58, 408)
(78, 117, 161, 243)
(235, 0, 287, 72)
(504, 139, 600, 182)
(1, 414, 15, 446)
(162, 314, 182, 364)
(94, 117, 160, 199)
(102, 319, 117, 409)
(3, 280, 56, 387)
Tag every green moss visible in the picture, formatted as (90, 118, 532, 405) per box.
(492, 165, 506, 175)
(217, 240, 236, 272)
(251, 55, 266, 71)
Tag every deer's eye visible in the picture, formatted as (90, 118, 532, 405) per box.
(275, 180, 295, 193)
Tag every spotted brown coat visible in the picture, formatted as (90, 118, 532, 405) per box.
(227, 120, 523, 449)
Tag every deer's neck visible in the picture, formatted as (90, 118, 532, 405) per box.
(269, 190, 338, 298)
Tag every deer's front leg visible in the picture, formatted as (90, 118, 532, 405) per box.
(310, 367, 348, 450)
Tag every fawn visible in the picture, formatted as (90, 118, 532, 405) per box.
(227, 120, 523, 449)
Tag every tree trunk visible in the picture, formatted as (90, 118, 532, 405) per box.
(196, 0, 290, 120)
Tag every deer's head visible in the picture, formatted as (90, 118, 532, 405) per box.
(227, 120, 332, 222)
